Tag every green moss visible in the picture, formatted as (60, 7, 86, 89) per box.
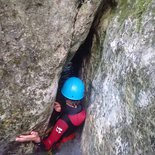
(133, 0, 152, 31)
(117, 0, 152, 30)
(118, 0, 131, 23)
(152, 7, 155, 15)
(132, 0, 152, 17)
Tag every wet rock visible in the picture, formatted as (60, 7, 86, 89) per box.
(82, 0, 155, 155)
(0, 0, 103, 154)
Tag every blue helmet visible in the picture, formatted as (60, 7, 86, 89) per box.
(61, 77, 85, 100)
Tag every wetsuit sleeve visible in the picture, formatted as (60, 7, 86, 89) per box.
(42, 119, 69, 150)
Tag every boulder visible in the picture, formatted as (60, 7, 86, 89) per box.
(0, 0, 103, 154)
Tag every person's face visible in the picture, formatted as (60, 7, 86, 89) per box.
(66, 99, 73, 104)
(66, 99, 80, 105)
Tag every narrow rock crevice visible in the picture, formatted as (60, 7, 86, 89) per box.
(55, 24, 94, 103)
(56, 0, 117, 129)
(60, 0, 117, 85)
(51, 1, 117, 154)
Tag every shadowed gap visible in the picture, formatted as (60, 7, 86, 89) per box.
(47, 1, 118, 153)
(47, 28, 94, 130)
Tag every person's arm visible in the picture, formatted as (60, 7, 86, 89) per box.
(15, 102, 64, 150)
(16, 131, 41, 143)
(15, 118, 68, 151)
(42, 119, 68, 150)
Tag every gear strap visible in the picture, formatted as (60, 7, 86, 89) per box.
(60, 114, 76, 138)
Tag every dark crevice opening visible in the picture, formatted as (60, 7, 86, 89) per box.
(55, 27, 94, 105)
(47, 0, 117, 153)
(47, 25, 94, 129)
(56, 0, 117, 103)
(48, 0, 117, 130)
(46, 20, 95, 155)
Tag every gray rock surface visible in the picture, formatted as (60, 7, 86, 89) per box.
(0, 0, 103, 154)
(82, 0, 155, 155)
(1, 0, 155, 154)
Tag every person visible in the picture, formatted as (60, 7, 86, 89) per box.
(16, 77, 86, 153)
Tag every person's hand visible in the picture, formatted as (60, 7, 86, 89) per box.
(15, 131, 41, 143)
(54, 102, 61, 112)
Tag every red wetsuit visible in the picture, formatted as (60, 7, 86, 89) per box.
(41, 104, 86, 151)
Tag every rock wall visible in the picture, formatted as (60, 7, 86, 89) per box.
(82, 0, 155, 155)
(0, 0, 103, 154)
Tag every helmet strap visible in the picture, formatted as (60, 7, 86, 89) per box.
(66, 100, 80, 108)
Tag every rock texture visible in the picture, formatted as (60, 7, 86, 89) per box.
(82, 0, 155, 155)
(0, 0, 103, 154)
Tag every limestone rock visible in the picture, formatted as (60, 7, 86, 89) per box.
(82, 0, 155, 155)
(0, 0, 103, 154)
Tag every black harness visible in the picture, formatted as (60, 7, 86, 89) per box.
(60, 103, 83, 137)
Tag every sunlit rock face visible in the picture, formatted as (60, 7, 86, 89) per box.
(82, 0, 155, 155)
(0, 0, 103, 154)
